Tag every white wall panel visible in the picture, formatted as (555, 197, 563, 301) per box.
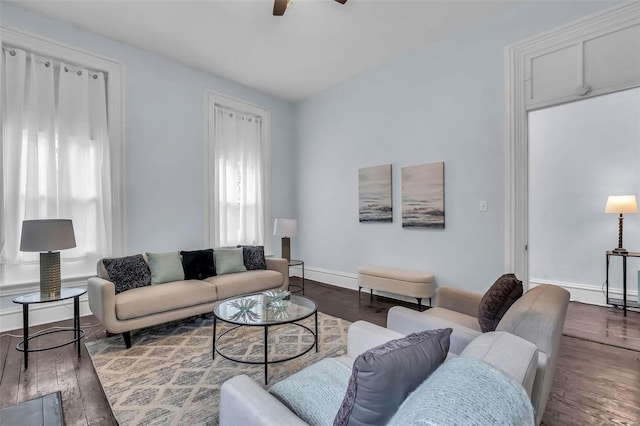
(526, 20, 640, 109)
(584, 25, 640, 90)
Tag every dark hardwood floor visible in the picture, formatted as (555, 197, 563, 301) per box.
(1, 278, 639, 425)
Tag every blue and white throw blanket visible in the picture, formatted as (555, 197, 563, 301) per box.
(388, 357, 535, 425)
(270, 356, 534, 426)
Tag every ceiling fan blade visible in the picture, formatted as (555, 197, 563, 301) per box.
(335, 0, 348, 4)
(273, 0, 288, 16)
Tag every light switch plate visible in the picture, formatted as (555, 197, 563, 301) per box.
(480, 200, 488, 212)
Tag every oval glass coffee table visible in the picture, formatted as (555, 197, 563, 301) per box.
(213, 293, 318, 384)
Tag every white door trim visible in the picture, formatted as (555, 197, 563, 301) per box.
(504, 2, 640, 288)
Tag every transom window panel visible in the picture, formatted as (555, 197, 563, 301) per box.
(206, 93, 271, 253)
(1, 47, 112, 286)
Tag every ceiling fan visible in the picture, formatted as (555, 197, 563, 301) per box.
(273, 0, 347, 16)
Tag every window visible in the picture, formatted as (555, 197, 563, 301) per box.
(205, 92, 271, 253)
(0, 27, 124, 293)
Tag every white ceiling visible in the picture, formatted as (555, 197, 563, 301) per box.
(8, 0, 517, 101)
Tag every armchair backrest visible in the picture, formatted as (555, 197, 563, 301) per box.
(496, 284, 570, 425)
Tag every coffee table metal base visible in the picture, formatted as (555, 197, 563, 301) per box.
(213, 311, 318, 385)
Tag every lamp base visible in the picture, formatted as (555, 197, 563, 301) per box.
(281, 237, 291, 262)
(40, 251, 61, 296)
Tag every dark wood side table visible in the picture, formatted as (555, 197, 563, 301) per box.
(13, 287, 86, 369)
(288, 259, 305, 295)
(605, 250, 640, 317)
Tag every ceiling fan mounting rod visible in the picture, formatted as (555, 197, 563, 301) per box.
(273, 0, 347, 17)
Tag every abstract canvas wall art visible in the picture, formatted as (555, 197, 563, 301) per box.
(402, 162, 445, 228)
(359, 164, 392, 222)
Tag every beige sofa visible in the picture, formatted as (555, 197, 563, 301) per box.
(88, 256, 289, 348)
(386, 284, 569, 426)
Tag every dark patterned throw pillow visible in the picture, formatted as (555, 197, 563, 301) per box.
(334, 328, 452, 426)
(102, 254, 152, 294)
(477, 273, 524, 332)
(238, 245, 266, 270)
(180, 249, 216, 280)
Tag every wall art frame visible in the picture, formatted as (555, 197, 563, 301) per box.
(359, 164, 393, 223)
(402, 162, 445, 228)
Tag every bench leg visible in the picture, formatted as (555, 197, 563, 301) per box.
(370, 289, 373, 301)
(416, 298, 422, 311)
(429, 297, 432, 307)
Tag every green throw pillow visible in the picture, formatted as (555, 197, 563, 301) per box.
(214, 248, 247, 275)
(146, 252, 185, 284)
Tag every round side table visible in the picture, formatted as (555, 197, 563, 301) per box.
(288, 259, 305, 294)
(13, 287, 87, 369)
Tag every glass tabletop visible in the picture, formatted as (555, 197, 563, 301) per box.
(214, 293, 317, 326)
(13, 287, 87, 305)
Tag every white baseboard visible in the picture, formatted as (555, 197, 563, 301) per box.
(0, 295, 92, 333)
(303, 266, 429, 306)
(529, 278, 639, 307)
(303, 268, 637, 309)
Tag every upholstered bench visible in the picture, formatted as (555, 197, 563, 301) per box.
(358, 266, 435, 310)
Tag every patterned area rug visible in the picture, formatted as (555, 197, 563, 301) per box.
(85, 312, 350, 425)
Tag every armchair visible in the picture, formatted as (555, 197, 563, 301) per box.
(387, 284, 569, 426)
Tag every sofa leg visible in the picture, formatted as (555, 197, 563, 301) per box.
(417, 298, 422, 311)
(123, 331, 132, 349)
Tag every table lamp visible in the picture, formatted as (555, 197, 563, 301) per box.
(273, 218, 297, 261)
(20, 219, 76, 295)
(605, 195, 638, 253)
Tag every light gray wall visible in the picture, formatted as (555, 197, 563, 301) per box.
(294, 0, 618, 293)
(1, 2, 296, 255)
(529, 88, 640, 292)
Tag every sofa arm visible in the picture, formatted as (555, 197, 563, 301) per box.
(87, 277, 121, 333)
(460, 331, 538, 397)
(387, 306, 481, 354)
(346, 320, 405, 359)
(266, 257, 290, 291)
(436, 286, 483, 317)
(220, 375, 308, 426)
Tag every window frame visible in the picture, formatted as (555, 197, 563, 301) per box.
(0, 26, 126, 294)
(204, 91, 272, 254)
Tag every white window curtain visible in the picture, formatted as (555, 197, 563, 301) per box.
(213, 105, 265, 248)
(1, 47, 112, 269)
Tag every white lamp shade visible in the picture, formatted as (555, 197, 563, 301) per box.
(20, 219, 76, 252)
(273, 218, 297, 237)
(605, 195, 638, 214)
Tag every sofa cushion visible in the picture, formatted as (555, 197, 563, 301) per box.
(239, 245, 266, 270)
(215, 248, 248, 275)
(102, 254, 151, 294)
(334, 328, 452, 426)
(269, 358, 351, 426)
(115, 280, 217, 320)
(478, 273, 523, 332)
(207, 270, 282, 300)
(146, 251, 185, 284)
(181, 249, 216, 280)
(387, 357, 534, 426)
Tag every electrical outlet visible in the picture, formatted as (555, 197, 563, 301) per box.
(480, 200, 488, 212)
